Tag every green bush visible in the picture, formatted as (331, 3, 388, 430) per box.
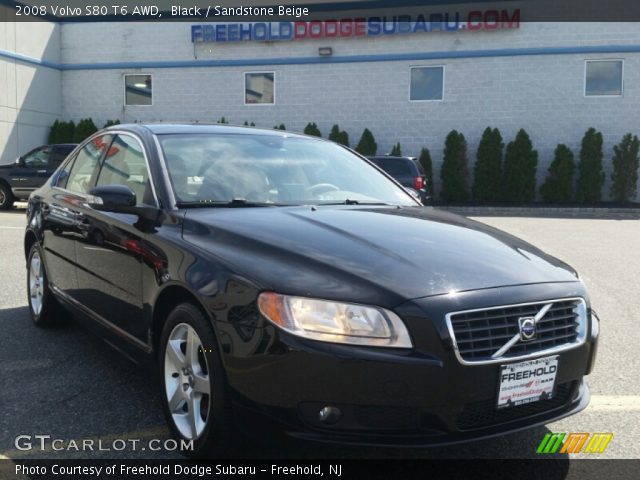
(355, 128, 377, 155)
(390, 142, 402, 156)
(103, 119, 120, 128)
(73, 118, 98, 143)
(473, 127, 504, 203)
(576, 128, 605, 204)
(440, 130, 469, 203)
(303, 122, 322, 137)
(502, 129, 538, 203)
(243, 121, 255, 126)
(47, 120, 59, 144)
(217, 116, 229, 124)
(610, 133, 640, 203)
(273, 124, 286, 130)
(328, 124, 349, 147)
(540, 144, 575, 203)
(48, 120, 76, 143)
(418, 147, 434, 198)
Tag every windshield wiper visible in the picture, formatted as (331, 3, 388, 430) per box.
(318, 199, 392, 206)
(176, 198, 280, 208)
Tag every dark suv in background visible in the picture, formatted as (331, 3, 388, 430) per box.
(367, 155, 430, 204)
(0, 144, 77, 209)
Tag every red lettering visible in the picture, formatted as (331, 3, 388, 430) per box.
(467, 11, 483, 30)
(294, 21, 307, 39)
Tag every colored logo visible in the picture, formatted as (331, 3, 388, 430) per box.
(518, 317, 537, 341)
(536, 432, 613, 454)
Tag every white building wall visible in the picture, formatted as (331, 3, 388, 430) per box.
(0, 21, 62, 164)
(60, 22, 640, 197)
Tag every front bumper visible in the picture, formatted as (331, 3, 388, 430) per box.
(219, 283, 599, 446)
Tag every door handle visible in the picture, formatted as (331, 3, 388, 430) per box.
(37, 170, 47, 173)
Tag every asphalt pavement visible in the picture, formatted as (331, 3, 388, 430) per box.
(0, 207, 638, 462)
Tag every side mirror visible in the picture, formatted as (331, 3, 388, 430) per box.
(15, 157, 24, 166)
(89, 184, 136, 213)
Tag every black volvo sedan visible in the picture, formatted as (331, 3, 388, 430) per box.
(24, 124, 598, 456)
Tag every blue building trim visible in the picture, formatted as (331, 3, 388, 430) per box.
(2, 44, 640, 72)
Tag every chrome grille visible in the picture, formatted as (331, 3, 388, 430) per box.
(447, 298, 586, 364)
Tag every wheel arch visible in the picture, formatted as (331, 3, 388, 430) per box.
(24, 229, 38, 263)
(151, 284, 218, 357)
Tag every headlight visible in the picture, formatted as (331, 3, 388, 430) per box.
(257, 292, 413, 348)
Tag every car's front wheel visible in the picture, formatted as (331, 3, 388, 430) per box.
(159, 303, 238, 457)
(0, 184, 14, 210)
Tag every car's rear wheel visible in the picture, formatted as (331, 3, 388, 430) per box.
(159, 302, 238, 457)
(0, 184, 14, 210)
(27, 243, 62, 327)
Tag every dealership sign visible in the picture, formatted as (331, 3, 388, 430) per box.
(191, 9, 520, 43)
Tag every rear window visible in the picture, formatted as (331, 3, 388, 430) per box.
(374, 158, 414, 176)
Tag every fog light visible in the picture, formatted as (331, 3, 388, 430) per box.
(318, 406, 341, 425)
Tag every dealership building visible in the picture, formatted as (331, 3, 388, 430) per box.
(1, 5, 640, 197)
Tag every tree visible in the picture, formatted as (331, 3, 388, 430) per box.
(303, 122, 322, 137)
(48, 120, 59, 144)
(328, 124, 349, 146)
(473, 127, 504, 203)
(390, 142, 402, 156)
(217, 116, 229, 124)
(610, 133, 640, 203)
(418, 147, 434, 198)
(355, 128, 377, 155)
(502, 129, 538, 203)
(576, 128, 605, 204)
(440, 130, 469, 203)
(73, 118, 97, 143)
(273, 124, 286, 130)
(540, 144, 575, 203)
(103, 119, 120, 128)
(60, 121, 75, 143)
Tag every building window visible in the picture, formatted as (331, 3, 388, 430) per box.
(410, 66, 444, 101)
(585, 60, 623, 97)
(124, 74, 153, 106)
(245, 72, 275, 105)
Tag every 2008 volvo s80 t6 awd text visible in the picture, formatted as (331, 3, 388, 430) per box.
(24, 124, 599, 456)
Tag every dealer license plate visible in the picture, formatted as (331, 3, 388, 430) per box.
(497, 356, 558, 409)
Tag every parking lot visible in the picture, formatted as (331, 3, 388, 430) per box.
(0, 207, 638, 461)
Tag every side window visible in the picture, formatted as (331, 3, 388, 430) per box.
(55, 155, 76, 189)
(96, 134, 154, 206)
(23, 147, 51, 168)
(65, 135, 113, 194)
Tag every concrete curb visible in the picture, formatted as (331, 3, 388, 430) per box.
(438, 206, 640, 219)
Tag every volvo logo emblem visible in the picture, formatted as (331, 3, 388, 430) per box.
(518, 317, 537, 341)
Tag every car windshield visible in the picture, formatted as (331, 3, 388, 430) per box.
(158, 133, 417, 207)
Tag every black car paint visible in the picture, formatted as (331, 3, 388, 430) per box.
(25, 124, 598, 446)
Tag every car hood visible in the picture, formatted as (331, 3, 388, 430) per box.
(182, 206, 578, 305)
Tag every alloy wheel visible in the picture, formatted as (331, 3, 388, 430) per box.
(29, 250, 44, 316)
(164, 323, 211, 440)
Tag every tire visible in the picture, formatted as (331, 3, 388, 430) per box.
(0, 183, 13, 210)
(27, 243, 63, 327)
(159, 302, 239, 458)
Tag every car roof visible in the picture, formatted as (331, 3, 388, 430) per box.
(108, 123, 310, 139)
